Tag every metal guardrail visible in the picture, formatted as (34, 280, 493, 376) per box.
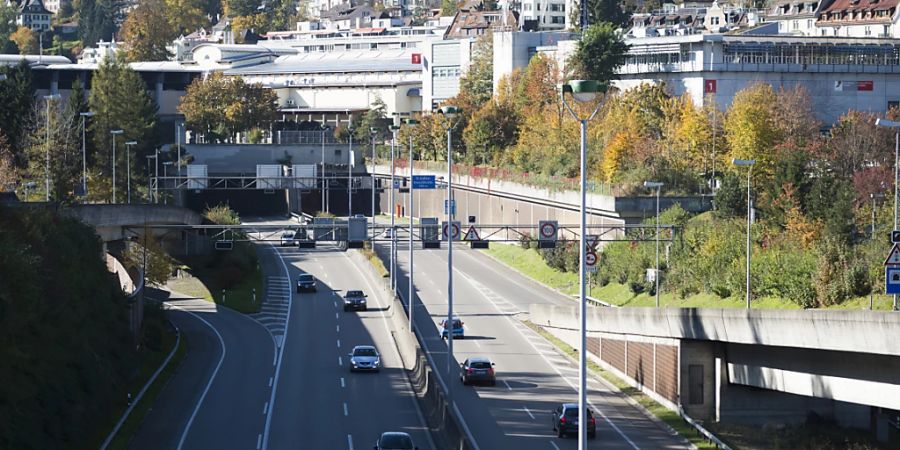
(680, 407, 732, 450)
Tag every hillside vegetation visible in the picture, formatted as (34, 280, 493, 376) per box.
(0, 207, 145, 449)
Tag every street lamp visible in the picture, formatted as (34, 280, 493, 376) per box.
(125, 141, 137, 204)
(389, 123, 401, 292)
(176, 121, 184, 182)
(876, 117, 900, 311)
(439, 104, 461, 398)
(43, 94, 60, 201)
(644, 181, 664, 308)
(146, 153, 157, 203)
(110, 129, 124, 203)
(561, 79, 604, 450)
(732, 159, 756, 309)
(320, 123, 329, 213)
(370, 126, 378, 232)
(79, 111, 95, 201)
(347, 113, 354, 217)
(404, 117, 418, 330)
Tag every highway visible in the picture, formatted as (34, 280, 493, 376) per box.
(377, 234, 692, 450)
(250, 219, 433, 450)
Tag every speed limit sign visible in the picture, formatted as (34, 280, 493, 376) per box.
(585, 249, 598, 272)
(539, 220, 558, 240)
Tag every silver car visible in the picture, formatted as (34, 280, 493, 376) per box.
(348, 345, 380, 372)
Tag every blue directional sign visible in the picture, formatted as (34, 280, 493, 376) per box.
(444, 199, 456, 215)
(412, 175, 436, 189)
(887, 267, 900, 294)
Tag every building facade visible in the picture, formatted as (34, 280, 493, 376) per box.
(15, 0, 52, 31)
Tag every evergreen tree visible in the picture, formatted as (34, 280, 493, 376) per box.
(64, 79, 91, 175)
(0, 3, 17, 50)
(457, 34, 493, 111)
(0, 61, 35, 166)
(569, 22, 629, 82)
(79, 0, 117, 47)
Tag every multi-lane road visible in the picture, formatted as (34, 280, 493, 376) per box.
(131, 217, 687, 449)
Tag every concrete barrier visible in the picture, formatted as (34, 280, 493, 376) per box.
(348, 250, 476, 450)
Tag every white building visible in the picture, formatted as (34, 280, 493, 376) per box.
(815, 0, 900, 37)
(15, 0, 51, 32)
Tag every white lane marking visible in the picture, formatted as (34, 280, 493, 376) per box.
(173, 305, 226, 450)
(256, 434, 262, 450)
(341, 377, 345, 388)
(339, 356, 343, 366)
(337, 339, 341, 348)
(262, 402, 268, 415)
(550, 441, 561, 450)
(343, 402, 349, 416)
(261, 245, 297, 450)
(524, 406, 535, 419)
(336, 312, 339, 319)
(337, 324, 340, 332)
(502, 380, 512, 391)
(458, 272, 640, 450)
(473, 339, 482, 348)
(268, 377, 273, 388)
(347, 434, 354, 450)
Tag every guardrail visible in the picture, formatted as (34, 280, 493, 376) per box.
(680, 407, 732, 450)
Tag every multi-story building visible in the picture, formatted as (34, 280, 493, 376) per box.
(815, 0, 900, 37)
(14, 0, 52, 32)
(767, 0, 830, 35)
(41, 0, 65, 14)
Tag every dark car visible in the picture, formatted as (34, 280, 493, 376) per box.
(374, 431, 417, 450)
(296, 274, 316, 292)
(460, 357, 496, 386)
(343, 290, 368, 311)
(551, 403, 596, 439)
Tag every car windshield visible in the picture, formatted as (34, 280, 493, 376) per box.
(346, 290, 364, 297)
(564, 408, 592, 418)
(298, 275, 313, 281)
(354, 348, 377, 357)
(379, 434, 413, 448)
(470, 361, 491, 369)
(282, 232, 294, 237)
(444, 320, 462, 328)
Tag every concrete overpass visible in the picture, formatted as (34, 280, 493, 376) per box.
(530, 305, 900, 443)
(63, 204, 203, 241)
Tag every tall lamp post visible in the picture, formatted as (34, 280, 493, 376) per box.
(561, 80, 604, 450)
(389, 123, 401, 292)
(110, 129, 124, 203)
(348, 115, 354, 217)
(125, 141, 137, 204)
(80, 111, 95, 201)
(370, 127, 379, 231)
(732, 159, 756, 309)
(876, 117, 900, 311)
(162, 161, 173, 205)
(404, 117, 418, 329)
(321, 123, 329, 213)
(644, 181, 664, 307)
(146, 153, 157, 203)
(43, 94, 60, 201)
(439, 105, 461, 400)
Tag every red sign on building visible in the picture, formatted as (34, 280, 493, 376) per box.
(858, 80, 874, 91)
(411, 53, 422, 64)
(704, 79, 717, 94)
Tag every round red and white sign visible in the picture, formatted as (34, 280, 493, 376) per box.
(585, 250, 598, 267)
(540, 222, 557, 239)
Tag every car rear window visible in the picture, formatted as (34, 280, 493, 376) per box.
(354, 348, 376, 356)
(470, 362, 491, 369)
(564, 408, 592, 417)
(298, 275, 313, 281)
(346, 290, 364, 297)
(380, 434, 412, 448)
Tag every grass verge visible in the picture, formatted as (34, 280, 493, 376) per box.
(105, 321, 187, 450)
(360, 243, 389, 278)
(521, 320, 721, 450)
(166, 244, 264, 314)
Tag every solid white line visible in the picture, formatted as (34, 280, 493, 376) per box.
(339, 356, 343, 366)
(524, 406, 535, 419)
(268, 377, 273, 387)
(262, 401, 268, 415)
(337, 339, 341, 348)
(549, 441, 561, 450)
(343, 402, 349, 416)
(341, 377, 345, 388)
(261, 245, 296, 450)
(503, 380, 512, 391)
(174, 306, 226, 450)
(257, 434, 262, 450)
(347, 434, 354, 450)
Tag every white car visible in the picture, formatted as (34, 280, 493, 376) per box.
(280, 231, 296, 246)
(383, 228, 394, 238)
(348, 345, 380, 372)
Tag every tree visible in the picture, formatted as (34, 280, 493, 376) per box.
(9, 27, 37, 55)
(441, 0, 458, 16)
(21, 97, 82, 201)
(89, 57, 158, 201)
(571, 0, 629, 28)
(569, 22, 628, 82)
(0, 131, 16, 191)
(462, 99, 519, 165)
(0, 3, 18, 52)
(227, 0, 263, 17)
(78, 0, 117, 47)
(457, 34, 493, 111)
(353, 96, 387, 142)
(0, 61, 35, 164)
(124, 232, 175, 286)
(165, 0, 208, 35)
(178, 72, 277, 142)
(120, 0, 175, 62)
(724, 82, 778, 179)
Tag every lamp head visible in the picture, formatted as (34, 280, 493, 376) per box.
(43, 94, 60, 100)
(563, 80, 606, 102)
(439, 105, 460, 119)
(125, 141, 137, 145)
(320, 123, 329, 130)
(110, 129, 124, 135)
(80, 111, 95, 117)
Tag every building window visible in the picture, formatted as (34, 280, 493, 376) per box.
(523, 3, 531, 9)
(551, 15, 564, 23)
(710, 16, 719, 25)
(807, 19, 813, 28)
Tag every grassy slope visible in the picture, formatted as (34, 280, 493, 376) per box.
(167, 244, 264, 314)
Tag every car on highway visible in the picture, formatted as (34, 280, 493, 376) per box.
(374, 431, 417, 449)
(280, 230, 296, 246)
(460, 357, 496, 386)
(439, 316, 464, 340)
(343, 290, 368, 311)
(551, 403, 596, 439)
(348, 345, 380, 372)
(296, 274, 316, 292)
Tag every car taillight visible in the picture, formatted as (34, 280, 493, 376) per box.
(589, 417, 595, 426)
(467, 368, 474, 374)
(487, 368, 494, 375)
(559, 417, 567, 424)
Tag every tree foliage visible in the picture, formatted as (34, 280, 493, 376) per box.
(457, 34, 494, 110)
(178, 72, 277, 142)
(0, 61, 35, 162)
(9, 27, 36, 55)
(78, 0, 117, 47)
(120, 0, 175, 62)
(166, 0, 210, 35)
(569, 22, 629, 82)
(0, 3, 18, 51)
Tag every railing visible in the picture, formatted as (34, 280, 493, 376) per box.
(679, 407, 733, 450)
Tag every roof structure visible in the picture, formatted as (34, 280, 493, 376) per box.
(225, 49, 421, 75)
(17, 0, 50, 14)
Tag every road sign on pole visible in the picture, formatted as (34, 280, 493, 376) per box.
(463, 225, 480, 241)
(442, 221, 461, 240)
(412, 175, 436, 189)
(892, 230, 900, 244)
(887, 267, 900, 294)
(585, 249, 598, 273)
(444, 199, 456, 215)
(538, 220, 558, 248)
(586, 234, 600, 250)
(884, 243, 900, 265)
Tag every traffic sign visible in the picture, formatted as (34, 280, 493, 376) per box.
(444, 199, 456, 215)
(442, 221, 461, 240)
(892, 230, 900, 244)
(412, 175, 436, 189)
(887, 267, 900, 294)
(393, 178, 401, 189)
(463, 225, 480, 241)
(539, 220, 558, 240)
(885, 243, 900, 266)
(585, 250, 598, 273)
(586, 234, 600, 249)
